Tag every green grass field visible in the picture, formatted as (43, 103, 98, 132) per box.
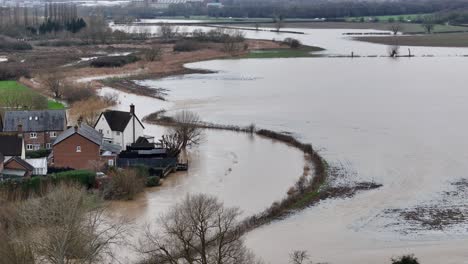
(244, 46, 324, 59)
(0, 80, 65, 110)
(345, 13, 429, 23)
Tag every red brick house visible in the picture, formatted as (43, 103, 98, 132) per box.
(52, 123, 121, 170)
(2, 110, 67, 151)
(3, 157, 34, 179)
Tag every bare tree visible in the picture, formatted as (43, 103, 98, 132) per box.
(159, 133, 184, 157)
(422, 17, 435, 34)
(388, 44, 400, 57)
(43, 73, 63, 99)
(139, 194, 260, 264)
(290, 250, 313, 264)
(389, 23, 402, 35)
(0, 184, 128, 264)
(144, 45, 163, 62)
(273, 15, 284, 32)
(158, 23, 178, 40)
(169, 110, 203, 149)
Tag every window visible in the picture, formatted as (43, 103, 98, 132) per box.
(50, 132, 57, 138)
(30, 132, 37, 138)
(116, 131, 120, 136)
(99, 129, 103, 134)
(26, 144, 33, 150)
(46, 143, 52, 149)
(76, 146, 81, 152)
(108, 159, 114, 167)
(34, 144, 40, 150)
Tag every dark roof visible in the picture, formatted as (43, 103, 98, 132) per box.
(0, 134, 23, 156)
(0, 153, 4, 163)
(5, 157, 34, 171)
(53, 124, 103, 146)
(96, 110, 144, 132)
(3, 110, 67, 132)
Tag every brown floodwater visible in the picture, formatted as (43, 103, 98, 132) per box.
(101, 25, 468, 263)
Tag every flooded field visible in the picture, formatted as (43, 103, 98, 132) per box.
(105, 24, 468, 263)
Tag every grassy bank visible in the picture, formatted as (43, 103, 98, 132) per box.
(143, 111, 382, 231)
(355, 32, 468, 47)
(243, 46, 324, 59)
(233, 21, 468, 34)
(0, 81, 65, 110)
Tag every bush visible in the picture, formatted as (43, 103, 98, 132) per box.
(0, 37, 32, 51)
(36, 39, 87, 47)
(173, 40, 200, 52)
(146, 176, 161, 187)
(26, 149, 51, 159)
(283, 38, 302, 49)
(51, 170, 96, 188)
(90, 55, 139, 68)
(0, 64, 30, 80)
(62, 84, 96, 103)
(391, 255, 420, 264)
(103, 169, 145, 200)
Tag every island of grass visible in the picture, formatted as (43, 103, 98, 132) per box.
(354, 32, 468, 48)
(0, 80, 65, 110)
(244, 45, 325, 59)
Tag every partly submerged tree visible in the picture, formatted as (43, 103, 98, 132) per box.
(290, 250, 313, 264)
(391, 254, 420, 264)
(422, 17, 435, 33)
(168, 110, 203, 149)
(139, 194, 260, 264)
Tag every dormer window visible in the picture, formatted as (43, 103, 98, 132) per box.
(35, 116, 38, 120)
(29, 116, 32, 120)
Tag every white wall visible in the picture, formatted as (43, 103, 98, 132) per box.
(94, 115, 113, 142)
(122, 116, 145, 148)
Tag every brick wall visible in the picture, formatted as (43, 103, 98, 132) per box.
(53, 134, 101, 170)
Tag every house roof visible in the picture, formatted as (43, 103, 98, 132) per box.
(3, 110, 67, 132)
(0, 134, 23, 156)
(102, 141, 122, 154)
(96, 110, 144, 132)
(0, 152, 4, 163)
(5, 157, 34, 171)
(53, 124, 103, 147)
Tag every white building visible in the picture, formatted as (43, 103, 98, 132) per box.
(94, 104, 146, 150)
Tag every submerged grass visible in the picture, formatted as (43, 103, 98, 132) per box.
(244, 46, 324, 59)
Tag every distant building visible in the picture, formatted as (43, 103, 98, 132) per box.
(0, 134, 26, 161)
(2, 110, 67, 151)
(94, 105, 148, 150)
(52, 123, 121, 170)
(26, 157, 48, 176)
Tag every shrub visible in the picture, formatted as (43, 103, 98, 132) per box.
(103, 169, 145, 200)
(0, 37, 32, 51)
(391, 254, 420, 264)
(0, 64, 30, 80)
(283, 38, 302, 49)
(173, 40, 200, 52)
(51, 170, 96, 188)
(90, 55, 139, 68)
(146, 176, 161, 187)
(26, 149, 51, 159)
(62, 83, 96, 103)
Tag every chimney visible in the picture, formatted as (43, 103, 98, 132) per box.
(74, 125, 78, 132)
(131, 104, 136, 144)
(77, 116, 83, 127)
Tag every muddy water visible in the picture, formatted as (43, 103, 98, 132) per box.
(138, 54, 468, 263)
(99, 87, 306, 262)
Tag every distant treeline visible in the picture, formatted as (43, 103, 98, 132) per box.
(102, 0, 468, 19)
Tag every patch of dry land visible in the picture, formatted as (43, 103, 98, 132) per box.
(355, 32, 468, 47)
(234, 21, 467, 34)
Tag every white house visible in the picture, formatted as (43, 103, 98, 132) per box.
(94, 104, 146, 150)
